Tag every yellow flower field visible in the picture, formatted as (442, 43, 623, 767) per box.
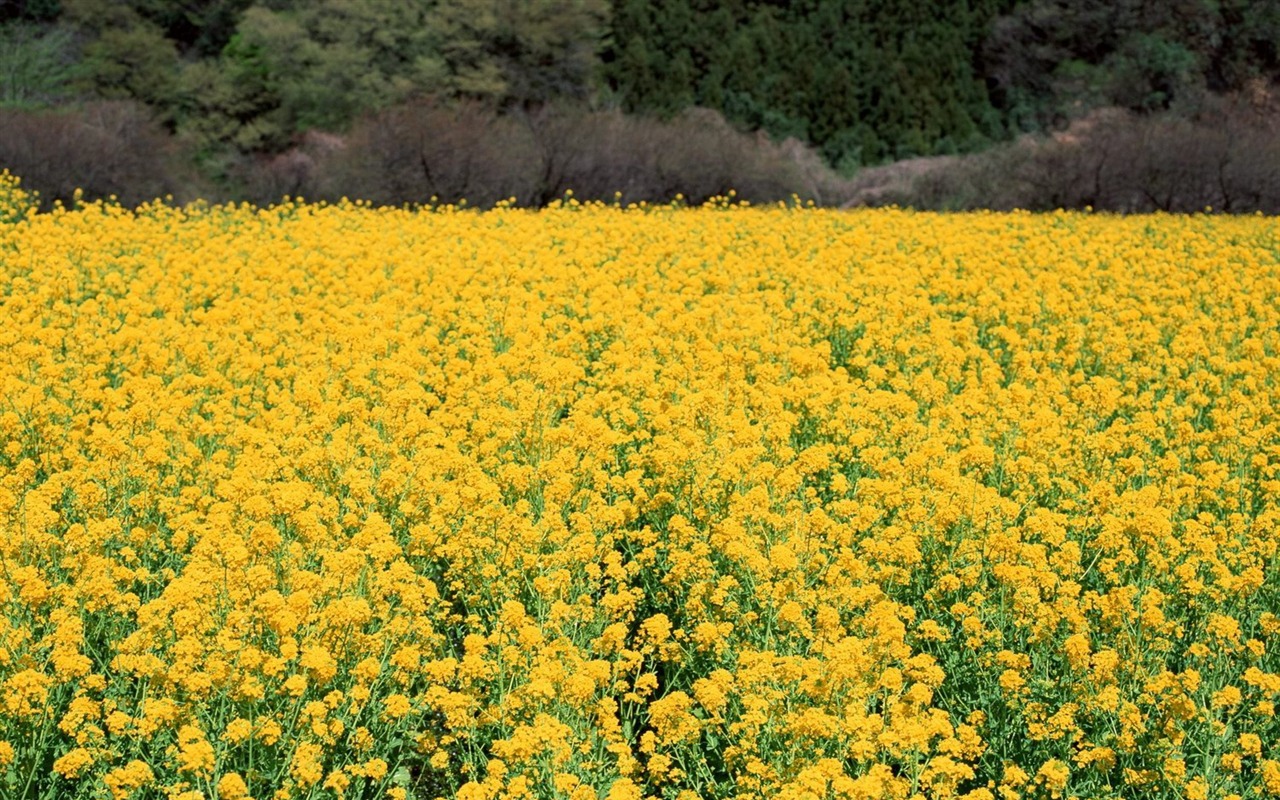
(1, 171, 1278, 800)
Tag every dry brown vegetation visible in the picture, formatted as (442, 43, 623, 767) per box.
(4, 96, 1280, 214)
(273, 102, 833, 208)
(0, 101, 186, 209)
(859, 98, 1280, 213)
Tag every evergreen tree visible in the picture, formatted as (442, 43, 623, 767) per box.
(603, 0, 1012, 170)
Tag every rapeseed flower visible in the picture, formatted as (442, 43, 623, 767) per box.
(0, 178, 1277, 798)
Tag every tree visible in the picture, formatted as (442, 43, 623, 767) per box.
(175, 32, 289, 152)
(78, 21, 182, 112)
(0, 0, 61, 22)
(0, 21, 78, 107)
(230, 0, 442, 135)
(603, 0, 1010, 169)
(60, 0, 183, 113)
(182, 0, 608, 151)
(128, 0, 256, 57)
(982, 0, 1280, 127)
(417, 0, 610, 106)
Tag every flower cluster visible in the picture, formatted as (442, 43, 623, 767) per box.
(1, 176, 1278, 799)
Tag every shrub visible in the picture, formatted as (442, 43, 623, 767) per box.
(880, 100, 1280, 213)
(308, 99, 542, 208)
(306, 100, 823, 208)
(0, 100, 188, 208)
(519, 105, 818, 206)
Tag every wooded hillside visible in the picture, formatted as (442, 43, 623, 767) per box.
(3, 0, 1278, 207)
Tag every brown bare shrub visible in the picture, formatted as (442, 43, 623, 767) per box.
(307, 100, 822, 208)
(309, 99, 541, 207)
(880, 100, 1280, 213)
(228, 132, 348, 206)
(0, 100, 188, 208)
(521, 106, 816, 206)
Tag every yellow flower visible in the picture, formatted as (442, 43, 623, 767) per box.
(103, 761, 155, 800)
(217, 773, 253, 800)
(323, 769, 350, 795)
(52, 747, 94, 780)
(647, 692, 700, 745)
(1063, 633, 1090, 671)
(1213, 686, 1243, 709)
(360, 758, 388, 780)
(176, 726, 216, 777)
(281, 674, 309, 698)
(998, 669, 1026, 696)
(3, 670, 52, 718)
(4, 188, 1280, 800)
(606, 778, 642, 800)
(1260, 760, 1280, 794)
(290, 742, 325, 788)
(1034, 759, 1070, 798)
(382, 694, 412, 721)
(1186, 776, 1209, 800)
(300, 646, 337, 684)
(224, 718, 253, 745)
(256, 718, 283, 746)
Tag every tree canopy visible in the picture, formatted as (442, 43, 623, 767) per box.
(1, 0, 1277, 171)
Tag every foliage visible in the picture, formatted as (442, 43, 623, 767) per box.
(0, 0, 62, 23)
(982, 0, 1280, 129)
(76, 21, 182, 112)
(602, 0, 1015, 171)
(0, 21, 78, 107)
(4, 0, 1280, 174)
(435, 0, 611, 107)
(230, 0, 442, 135)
